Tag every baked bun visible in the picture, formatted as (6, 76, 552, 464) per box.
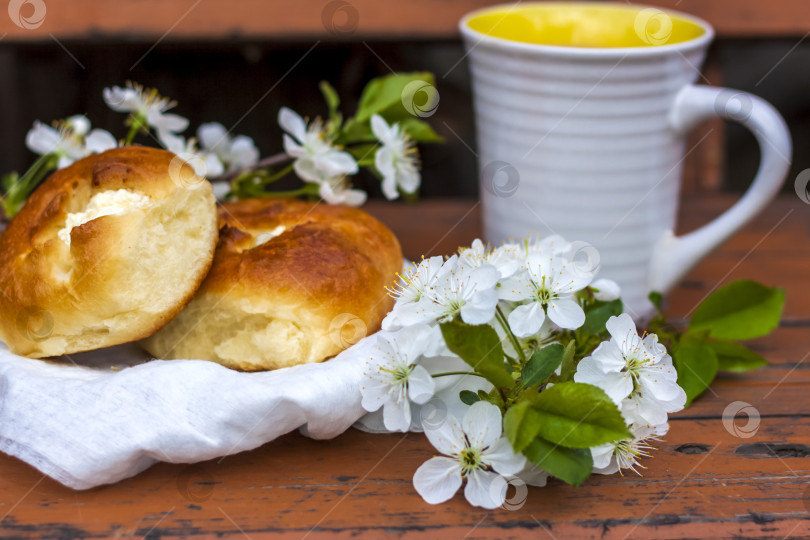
(0, 146, 218, 358)
(141, 198, 402, 371)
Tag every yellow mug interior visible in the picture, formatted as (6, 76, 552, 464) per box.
(465, 3, 707, 48)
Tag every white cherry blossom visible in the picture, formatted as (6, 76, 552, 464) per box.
(26, 115, 116, 169)
(316, 176, 367, 207)
(160, 132, 225, 178)
(384, 255, 499, 329)
(574, 313, 686, 425)
(591, 278, 621, 302)
(103, 82, 189, 140)
(590, 423, 668, 475)
(278, 107, 358, 186)
(387, 256, 445, 306)
(361, 326, 437, 432)
(371, 114, 420, 199)
(525, 234, 571, 260)
(413, 401, 526, 508)
(499, 253, 594, 336)
(459, 239, 521, 279)
(197, 122, 259, 173)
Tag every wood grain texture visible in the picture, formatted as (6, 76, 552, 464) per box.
(0, 194, 808, 538)
(1, 0, 809, 42)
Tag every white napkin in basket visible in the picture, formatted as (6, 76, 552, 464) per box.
(0, 335, 387, 490)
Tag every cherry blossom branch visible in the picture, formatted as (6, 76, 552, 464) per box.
(496, 306, 527, 362)
(431, 371, 487, 378)
(215, 152, 292, 183)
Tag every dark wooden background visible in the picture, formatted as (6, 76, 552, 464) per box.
(0, 0, 809, 198)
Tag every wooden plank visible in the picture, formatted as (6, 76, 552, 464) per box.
(1, 0, 809, 42)
(2, 415, 810, 538)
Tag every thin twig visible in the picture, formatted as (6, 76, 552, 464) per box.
(216, 152, 292, 182)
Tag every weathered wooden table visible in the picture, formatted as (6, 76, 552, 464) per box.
(0, 194, 807, 539)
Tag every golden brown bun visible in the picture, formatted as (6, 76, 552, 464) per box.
(0, 146, 219, 358)
(141, 198, 402, 371)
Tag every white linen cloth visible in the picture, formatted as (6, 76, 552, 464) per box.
(0, 332, 554, 491)
(0, 335, 388, 490)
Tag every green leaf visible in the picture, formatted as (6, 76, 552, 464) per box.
(339, 118, 375, 144)
(523, 437, 593, 487)
(398, 117, 443, 143)
(1, 171, 19, 192)
(440, 320, 514, 388)
(581, 299, 623, 335)
(648, 291, 663, 311)
(319, 80, 340, 115)
(522, 343, 564, 387)
(459, 390, 480, 406)
(1, 172, 21, 218)
(673, 329, 719, 407)
(319, 80, 343, 137)
(503, 401, 543, 453)
(690, 280, 785, 340)
(354, 72, 436, 123)
(532, 382, 631, 448)
(558, 340, 577, 383)
(1, 153, 59, 218)
(708, 339, 767, 373)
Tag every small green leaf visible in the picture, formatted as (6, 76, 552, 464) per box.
(398, 117, 443, 143)
(1, 171, 19, 192)
(708, 339, 767, 373)
(339, 118, 373, 144)
(319, 81, 342, 137)
(354, 72, 436, 123)
(522, 343, 564, 387)
(440, 320, 514, 388)
(523, 437, 593, 487)
(673, 329, 718, 407)
(690, 280, 785, 340)
(503, 401, 543, 453)
(319, 80, 340, 114)
(1, 153, 59, 218)
(648, 291, 663, 311)
(532, 382, 631, 448)
(582, 299, 623, 335)
(558, 340, 577, 383)
(459, 390, 480, 406)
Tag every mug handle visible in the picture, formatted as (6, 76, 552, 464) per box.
(648, 84, 792, 294)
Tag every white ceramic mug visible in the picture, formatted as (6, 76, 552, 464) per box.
(460, 2, 792, 318)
